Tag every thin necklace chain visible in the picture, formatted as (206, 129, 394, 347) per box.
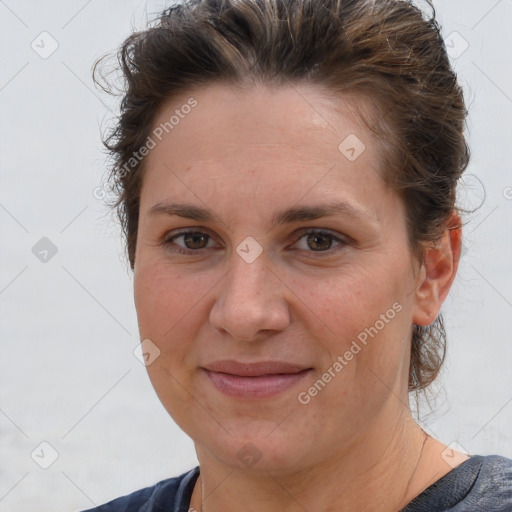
(395, 429, 430, 511)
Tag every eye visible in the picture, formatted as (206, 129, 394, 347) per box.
(292, 228, 346, 254)
(161, 227, 347, 256)
(163, 229, 219, 254)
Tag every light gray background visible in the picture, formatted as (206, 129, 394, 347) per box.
(1, 1, 511, 510)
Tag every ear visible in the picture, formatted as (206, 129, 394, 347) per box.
(412, 211, 462, 326)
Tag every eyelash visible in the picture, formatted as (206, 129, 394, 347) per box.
(162, 228, 348, 256)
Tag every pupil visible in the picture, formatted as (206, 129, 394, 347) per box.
(307, 233, 331, 251)
(185, 232, 208, 249)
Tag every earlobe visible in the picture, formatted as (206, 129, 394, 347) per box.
(412, 212, 462, 326)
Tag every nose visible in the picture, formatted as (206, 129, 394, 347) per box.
(209, 253, 291, 341)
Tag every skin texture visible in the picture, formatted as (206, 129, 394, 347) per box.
(133, 82, 466, 511)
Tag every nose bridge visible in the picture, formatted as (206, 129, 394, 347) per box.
(210, 248, 290, 340)
(224, 251, 271, 312)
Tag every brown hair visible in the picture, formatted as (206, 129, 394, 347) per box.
(93, 0, 469, 393)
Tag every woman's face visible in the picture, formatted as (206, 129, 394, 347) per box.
(134, 82, 426, 472)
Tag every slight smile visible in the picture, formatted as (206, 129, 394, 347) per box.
(201, 360, 313, 399)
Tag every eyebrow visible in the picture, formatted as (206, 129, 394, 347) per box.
(148, 202, 214, 222)
(147, 201, 374, 225)
(271, 202, 373, 225)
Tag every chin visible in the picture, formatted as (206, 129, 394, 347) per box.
(198, 426, 312, 473)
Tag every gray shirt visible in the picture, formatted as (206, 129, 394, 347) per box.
(401, 454, 512, 511)
(82, 454, 512, 511)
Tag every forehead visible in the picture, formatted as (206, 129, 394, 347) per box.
(145, 81, 382, 170)
(138, 82, 393, 224)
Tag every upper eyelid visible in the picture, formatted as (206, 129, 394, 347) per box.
(166, 227, 220, 243)
(291, 227, 347, 241)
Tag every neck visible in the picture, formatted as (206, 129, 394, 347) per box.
(190, 408, 444, 512)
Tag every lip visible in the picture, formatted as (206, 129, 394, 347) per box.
(203, 360, 309, 376)
(201, 360, 312, 399)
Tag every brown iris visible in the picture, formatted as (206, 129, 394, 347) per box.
(306, 232, 332, 251)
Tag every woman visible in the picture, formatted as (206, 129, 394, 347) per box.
(86, 0, 512, 510)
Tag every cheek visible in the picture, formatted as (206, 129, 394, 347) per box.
(286, 263, 411, 394)
(134, 261, 209, 340)
(286, 264, 399, 344)
(133, 263, 211, 422)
